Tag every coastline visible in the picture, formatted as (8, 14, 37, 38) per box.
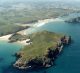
(0, 34, 12, 41)
(0, 17, 71, 70)
(16, 40, 28, 45)
(13, 33, 71, 69)
(0, 18, 63, 45)
(15, 39, 32, 46)
(14, 18, 64, 36)
(0, 34, 28, 45)
(33, 18, 63, 27)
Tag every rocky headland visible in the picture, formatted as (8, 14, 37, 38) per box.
(13, 31, 71, 70)
(65, 17, 80, 23)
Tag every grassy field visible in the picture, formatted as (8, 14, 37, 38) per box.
(0, 23, 29, 36)
(19, 31, 63, 62)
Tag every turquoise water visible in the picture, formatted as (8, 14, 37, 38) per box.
(0, 20, 80, 73)
(0, 41, 23, 73)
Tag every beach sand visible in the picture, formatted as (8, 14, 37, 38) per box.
(33, 18, 63, 27)
(0, 34, 31, 46)
(0, 34, 12, 41)
(16, 39, 31, 46)
(0, 18, 63, 45)
(17, 18, 63, 35)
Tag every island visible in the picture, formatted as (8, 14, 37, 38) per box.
(0, 1, 74, 70)
(13, 30, 71, 69)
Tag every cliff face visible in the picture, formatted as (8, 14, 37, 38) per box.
(13, 31, 71, 69)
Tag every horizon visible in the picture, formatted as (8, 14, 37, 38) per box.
(0, 0, 80, 2)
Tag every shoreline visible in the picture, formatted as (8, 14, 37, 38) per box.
(13, 35, 71, 69)
(0, 18, 63, 45)
(33, 18, 63, 27)
(14, 18, 64, 36)
(0, 34, 28, 46)
(0, 34, 12, 41)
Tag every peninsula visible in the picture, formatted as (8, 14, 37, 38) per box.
(13, 31, 71, 69)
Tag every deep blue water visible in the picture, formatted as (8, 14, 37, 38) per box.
(0, 20, 80, 73)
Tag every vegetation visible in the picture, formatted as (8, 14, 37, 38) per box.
(0, 24, 29, 36)
(9, 33, 27, 42)
(18, 31, 63, 62)
(14, 31, 71, 69)
(0, 1, 76, 36)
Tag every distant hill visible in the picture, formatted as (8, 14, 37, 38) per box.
(0, 0, 78, 36)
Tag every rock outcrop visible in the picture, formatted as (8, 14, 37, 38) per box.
(65, 17, 80, 23)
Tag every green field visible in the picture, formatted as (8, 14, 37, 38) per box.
(18, 31, 63, 62)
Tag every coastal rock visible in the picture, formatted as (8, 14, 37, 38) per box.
(13, 59, 28, 69)
(65, 17, 80, 23)
(61, 36, 71, 45)
(15, 52, 23, 58)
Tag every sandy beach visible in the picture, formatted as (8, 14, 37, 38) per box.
(33, 18, 63, 27)
(0, 35, 30, 46)
(16, 39, 31, 46)
(16, 18, 63, 28)
(0, 34, 12, 41)
(17, 18, 63, 35)
(0, 34, 31, 46)
(0, 18, 63, 45)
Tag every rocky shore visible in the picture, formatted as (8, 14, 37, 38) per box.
(13, 36, 71, 70)
(65, 17, 80, 23)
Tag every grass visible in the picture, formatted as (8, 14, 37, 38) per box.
(19, 31, 63, 62)
(0, 24, 29, 36)
(9, 33, 27, 42)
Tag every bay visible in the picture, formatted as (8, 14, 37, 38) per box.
(0, 20, 80, 73)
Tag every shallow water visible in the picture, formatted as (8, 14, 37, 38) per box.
(0, 20, 80, 73)
(0, 41, 23, 73)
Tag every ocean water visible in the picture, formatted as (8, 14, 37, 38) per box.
(0, 20, 80, 73)
(0, 41, 23, 73)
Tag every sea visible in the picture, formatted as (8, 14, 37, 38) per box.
(0, 16, 80, 73)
